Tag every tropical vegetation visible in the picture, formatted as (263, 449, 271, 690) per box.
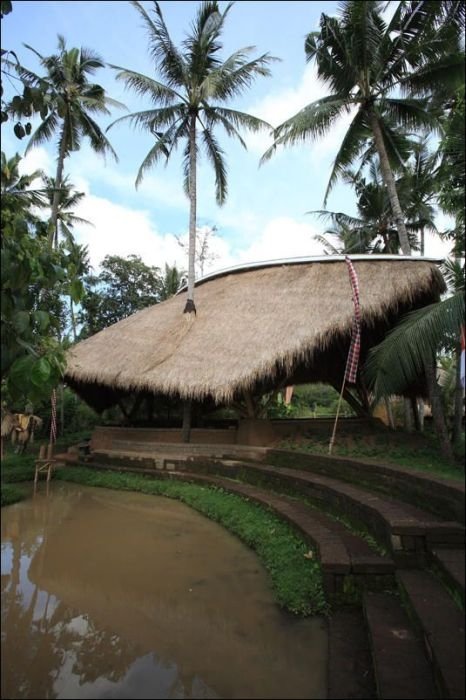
(1, 0, 465, 462)
(262, 0, 464, 256)
(16, 35, 121, 246)
(108, 0, 275, 314)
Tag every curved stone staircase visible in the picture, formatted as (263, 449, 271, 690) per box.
(65, 440, 465, 699)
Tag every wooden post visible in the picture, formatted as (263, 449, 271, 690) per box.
(243, 392, 256, 419)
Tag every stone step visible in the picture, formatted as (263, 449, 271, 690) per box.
(185, 458, 465, 559)
(429, 548, 465, 609)
(110, 440, 267, 460)
(363, 591, 437, 699)
(80, 461, 394, 601)
(397, 569, 465, 699)
(87, 452, 465, 562)
(264, 448, 465, 524)
(327, 608, 376, 699)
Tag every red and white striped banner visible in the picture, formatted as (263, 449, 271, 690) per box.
(344, 256, 361, 385)
(50, 388, 57, 444)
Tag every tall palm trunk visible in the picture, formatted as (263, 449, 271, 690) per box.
(182, 113, 197, 443)
(49, 131, 67, 248)
(184, 112, 197, 315)
(367, 109, 412, 256)
(452, 341, 463, 450)
(424, 358, 454, 461)
(70, 298, 77, 342)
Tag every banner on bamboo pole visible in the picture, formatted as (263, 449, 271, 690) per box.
(344, 256, 361, 384)
(328, 257, 361, 455)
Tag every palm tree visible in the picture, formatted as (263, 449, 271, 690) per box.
(108, 0, 275, 315)
(312, 160, 423, 255)
(159, 263, 184, 301)
(364, 260, 465, 461)
(41, 174, 92, 248)
(1, 151, 47, 213)
(17, 35, 121, 247)
(397, 138, 439, 255)
(262, 1, 465, 256)
(64, 238, 90, 342)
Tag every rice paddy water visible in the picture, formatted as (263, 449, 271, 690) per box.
(1, 482, 327, 699)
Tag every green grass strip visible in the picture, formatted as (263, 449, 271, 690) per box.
(1, 483, 28, 507)
(1, 454, 36, 483)
(51, 466, 328, 617)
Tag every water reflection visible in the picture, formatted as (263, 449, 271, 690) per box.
(1, 483, 327, 699)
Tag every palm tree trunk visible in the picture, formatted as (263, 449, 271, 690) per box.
(411, 397, 422, 432)
(70, 297, 77, 342)
(404, 398, 414, 432)
(367, 109, 412, 256)
(60, 383, 65, 436)
(181, 114, 198, 442)
(49, 131, 67, 248)
(184, 113, 197, 315)
(452, 341, 463, 450)
(384, 396, 395, 429)
(424, 358, 454, 461)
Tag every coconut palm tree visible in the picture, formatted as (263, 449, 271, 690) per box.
(108, 0, 275, 316)
(64, 238, 90, 342)
(397, 138, 439, 255)
(1, 151, 47, 213)
(17, 35, 121, 247)
(41, 174, 92, 248)
(159, 263, 184, 301)
(312, 160, 423, 255)
(364, 260, 465, 461)
(262, 1, 465, 256)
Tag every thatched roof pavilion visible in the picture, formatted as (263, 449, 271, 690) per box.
(65, 255, 445, 413)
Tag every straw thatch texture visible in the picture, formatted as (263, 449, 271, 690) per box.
(66, 258, 445, 405)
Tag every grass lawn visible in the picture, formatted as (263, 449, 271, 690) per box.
(280, 429, 465, 480)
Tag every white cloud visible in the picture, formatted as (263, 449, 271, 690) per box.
(236, 216, 325, 263)
(70, 148, 189, 212)
(243, 62, 356, 172)
(244, 63, 328, 155)
(70, 181, 326, 278)
(73, 194, 186, 272)
(17, 146, 52, 177)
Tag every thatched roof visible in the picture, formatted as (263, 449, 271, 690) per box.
(66, 256, 445, 408)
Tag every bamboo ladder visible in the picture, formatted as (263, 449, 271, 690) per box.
(34, 443, 58, 486)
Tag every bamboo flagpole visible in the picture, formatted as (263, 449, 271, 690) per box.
(329, 257, 361, 455)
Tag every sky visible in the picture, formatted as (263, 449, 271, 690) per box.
(2, 0, 452, 277)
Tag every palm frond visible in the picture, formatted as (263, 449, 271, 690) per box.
(77, 111, 118, 161)
(261, 95, 349, 165)
(201, 105, 248, 148)
(201, 128, 227, 205)
(306, 15, 356, 94)
(134, 116, 189, 187)
(108, 104, 186, 134)
(382, 97, 438, 131)
(130, 1, 187, 88)
(24, 113, 59, 154)
(364, 291, 464, 398)
(109, 66, 184, 106)
(204, 51, 276, 101)
(323, 107, 369, 205)
(399, 52, 465, 98)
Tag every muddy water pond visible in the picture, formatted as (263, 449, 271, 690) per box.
(1, 482, 327, 699)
